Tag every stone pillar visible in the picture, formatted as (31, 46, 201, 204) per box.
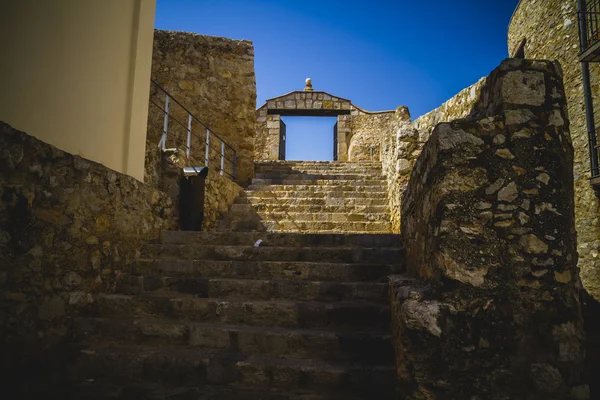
(266, 114, 280, 160)
(393, 59, 588, 399)
(336, 115, 351, 161)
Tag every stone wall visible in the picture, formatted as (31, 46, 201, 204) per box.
(204, 168, 245, 231)
(393, 59, 587, 399)
(0, 122, 175, 382)
(254, 110, 280, 161)
(348, 108, 395, 161)
(509, 0, 600, 300)
(150, 30, 256, 186)
(381, 79, 486, 233)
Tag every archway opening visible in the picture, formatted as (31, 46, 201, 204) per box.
(281, 116, 337, 161)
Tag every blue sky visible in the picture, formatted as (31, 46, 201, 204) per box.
(155, 0, 521, 160)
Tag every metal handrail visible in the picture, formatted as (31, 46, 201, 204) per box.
(578, 0, 600, 54)
(149, 79, 237, 180)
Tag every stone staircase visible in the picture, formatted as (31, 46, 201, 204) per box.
(64, 161, 402, 399)
(67, 231, 403, 399)
(218, 161, 392, 234)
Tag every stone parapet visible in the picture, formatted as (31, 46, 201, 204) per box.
(149, 30, 256, 186)
(393, 59, 587, 398)
(509, 0, 600, 302)
(0, 121, 175, 362)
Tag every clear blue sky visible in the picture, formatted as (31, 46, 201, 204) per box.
(155, 0, 521, 160)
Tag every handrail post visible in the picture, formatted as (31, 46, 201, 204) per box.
(220, 141, 225, 176)
(186, 113, 192, 158)
(233, 151, 237, 180)
(159, 95, 170, 149)
(205, 129, 210, 167)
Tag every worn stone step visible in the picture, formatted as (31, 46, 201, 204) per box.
(229, 203, 389, 215)
(70, 344, 396, 396)
(254, 174, 384, 181)
(117, 276, 388, 303)
(253, 171, 383, 178)
(160, 231, 400, 248)
(235, 196, 388, 207)
(220, 220, 392, 233)
(135, 260, 402, 282)
(252, 174, 386, 187)
(247, 186, 388, 194)
(74, 318, 394, 364)
(243, 190, 386, 199)
(246, 185, 387, 193)
(254, 161, 381, 167)
(141, 245, 401, 263)
(94, 294, 390, 330)
(69, 379, 395, 400)
(226, 210, 389, 223)
(255, 167, 382, 173)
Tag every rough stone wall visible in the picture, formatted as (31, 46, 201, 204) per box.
(348, 108, 394, 161)
(150, 30, 256, 186)
(509, 0, 600, 300)
(393, 59, 587, 399)
(381, 79, 486, 233)
(254, 107, 279, 160)
(0, 122, 175, 366)
(203, 168, 244, 231)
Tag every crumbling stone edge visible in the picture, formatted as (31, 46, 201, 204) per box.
(391, 59, 589, 399)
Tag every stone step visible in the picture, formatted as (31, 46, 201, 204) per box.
(247, 184, 387, 192)
(117, 276, 388, 303)
(251, 177, 386, 185)
(160, 231, 401, 248)
(255, 167, 382, 172)
(254, 172, 383, 178)
(220, 220, 392, 233)
(135, 260, 402, 282)
(229, 203, 389, 215)
(255, 168, 384, 179)
(253, 169, 383, 176)
(141, 245, 401, 263)
(70, 379, 395, 400)
(70, 344, 396, 396)
(254, 161, 381, 167)
(235, 196, 388, 206)
(226, 210, 389, 223)
(74, 318, 394, 364)
(94, 294, 390, 330)
(242, 191, 386, 199)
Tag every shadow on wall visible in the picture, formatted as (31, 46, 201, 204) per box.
(0, 121, 176, 396)
(393, 58, 595, 399)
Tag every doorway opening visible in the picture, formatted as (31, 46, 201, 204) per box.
(281, 116, 337, 161)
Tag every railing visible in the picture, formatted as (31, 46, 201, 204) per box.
(148, 79, 237, 180)
(578, 0, 600, 57)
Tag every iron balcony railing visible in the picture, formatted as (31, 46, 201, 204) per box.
(148, 79, 237, 180)
(578, 0, 600, 61)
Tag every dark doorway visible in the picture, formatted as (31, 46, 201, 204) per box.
(279, 119, 286, 160)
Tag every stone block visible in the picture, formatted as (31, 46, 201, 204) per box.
(397, 59, 586, 398)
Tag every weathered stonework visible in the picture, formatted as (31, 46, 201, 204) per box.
(509, 0, 600, 301)
(203, 168, 245, 231)
(348, 108, 395, 161)
(393, 59, 587, 399)
(381, 79, 487, 233)
(150, 30, 257, 186)
(0, 122, 175, 386)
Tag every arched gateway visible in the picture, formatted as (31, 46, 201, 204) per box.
(254, 79, 395, 162)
